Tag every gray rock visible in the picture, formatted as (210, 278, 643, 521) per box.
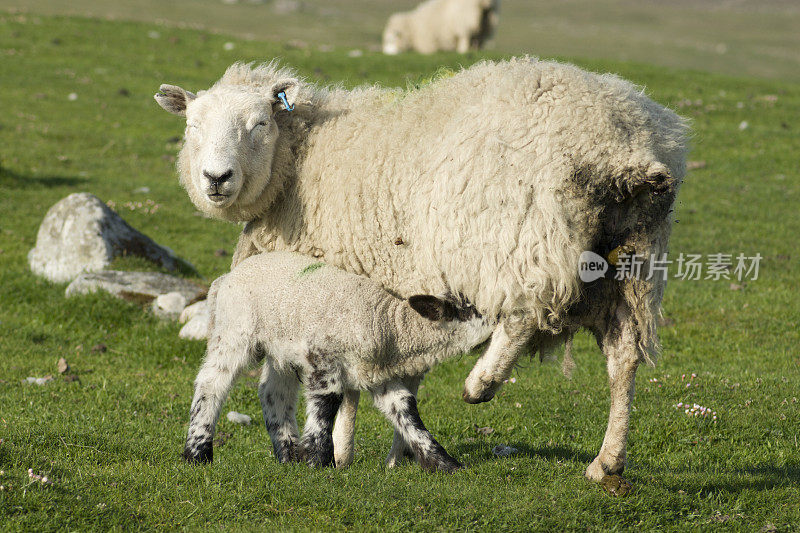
(29, 192, 195, 283)
(65, 270, 206, 305)
(153, 291, 188, 319)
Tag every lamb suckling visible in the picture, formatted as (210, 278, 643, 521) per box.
(183, 251, 494, 471)
(156, 57, 688, 487)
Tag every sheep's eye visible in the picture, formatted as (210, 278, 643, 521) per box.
(254, 121, 268, 129)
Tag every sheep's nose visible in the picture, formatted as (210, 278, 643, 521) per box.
(203, 168, 233, 185)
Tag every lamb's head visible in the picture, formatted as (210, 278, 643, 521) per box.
(408, 295, 494, 353)
(155, 68, 300, 222)
(382, 13, 410, 55)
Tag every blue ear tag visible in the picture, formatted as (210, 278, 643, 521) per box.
(277, 91, 294, 112)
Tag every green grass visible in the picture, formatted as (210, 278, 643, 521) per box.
(2, 0, 799, 83)
(1, 13, 799, 532)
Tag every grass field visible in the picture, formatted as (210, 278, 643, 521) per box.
(1, 11, 799, 532)
(2, 0, 800, 83)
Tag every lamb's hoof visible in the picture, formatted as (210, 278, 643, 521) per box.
(182, 442, 213, 465)
(599, 474, 633, 497)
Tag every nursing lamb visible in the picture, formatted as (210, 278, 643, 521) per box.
(183, 251, 493, 471)
(156, 57, 688, 489)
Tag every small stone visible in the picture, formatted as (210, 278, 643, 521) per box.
(730, 283, 743, 291)
(25, 376, 54, 386)
(57, 357, 70, 374)
(687, 160, 707, 170)
(474, 424, 494, 436)
(226, 411, 251, 425)
(492, 444, 519, 457)
(68, 93, 78, 101)
(738, 120, 749, 131)
(214, 248, 228, 257)
(223, 42, 235, 51)
(133, 186, 150, 194)
(348, 49, 363, 58)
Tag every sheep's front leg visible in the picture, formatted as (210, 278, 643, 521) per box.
(462, 314, 533, 403)
(372, 380, 461, 473)
(332, 389, 359, 468)
(585, 303, 639, 496)
(385, 375, 422, 468)
(258, 361, 301, 463)
(456, 33, 470, 54)
(183, 336, 253, 464)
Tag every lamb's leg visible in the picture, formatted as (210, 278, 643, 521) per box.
(372, 380, 462, 473)
(585, 303, 639, 496)
(258, 361, 301, 463)
(332, 389, 359, 468)
(385, 375, 422, 468)
(183, 335, 253, 464)
(299, 352, 344, 467)
(462, 314, 533, 403)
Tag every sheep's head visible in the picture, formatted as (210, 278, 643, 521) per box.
(382, 14, 410, 55)
(155, 76, 299, 222)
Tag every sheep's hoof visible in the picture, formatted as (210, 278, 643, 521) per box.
(461, 386, 496, 404)
(599, 474, 633, 497)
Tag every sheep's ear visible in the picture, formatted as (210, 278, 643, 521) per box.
(271, 79, 300, 113)
(408, 295, 455, 322)
(154, 84, 196, 117)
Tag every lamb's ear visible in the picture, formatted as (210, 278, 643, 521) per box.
(154, 84, 196, 117)
(271, 79, 300, 113)
(408, 295, 456, 322)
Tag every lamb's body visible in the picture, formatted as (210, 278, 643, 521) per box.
(382, 0, 499, 55)
(184, 251, 492, 470)
(157, 57, 688, 487)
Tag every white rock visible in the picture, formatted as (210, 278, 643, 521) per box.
(179, 313, 210, 340)
(226, 411, 251, 425)
(179, 300, 208, 324)
(29, 193, 195, 283)
(153, 291, 188, 319)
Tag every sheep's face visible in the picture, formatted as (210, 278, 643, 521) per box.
(382, 14, 409, 55)
(155, 79, 299, 220)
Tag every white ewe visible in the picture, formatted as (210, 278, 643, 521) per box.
(156, 57, 688, 489)
(382, 0, 500, 55)
(183, 251, 493, 471)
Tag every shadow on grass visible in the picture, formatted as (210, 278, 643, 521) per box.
(0, 165, 88, 189)
(661, 463, 800, 494)
(457, 440, 595, 466)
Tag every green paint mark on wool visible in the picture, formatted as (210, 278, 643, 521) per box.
(298, 262, 325, 277)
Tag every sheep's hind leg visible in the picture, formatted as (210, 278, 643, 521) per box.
(332, 389, 359, 468)
(372, 380, 461, 473)
(585, 303, 639, 496)
(462, 314, 534, 403)
(183, 335, 253, 464)
(385, 375, 422, 468)
(258, 360, 301, 463)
